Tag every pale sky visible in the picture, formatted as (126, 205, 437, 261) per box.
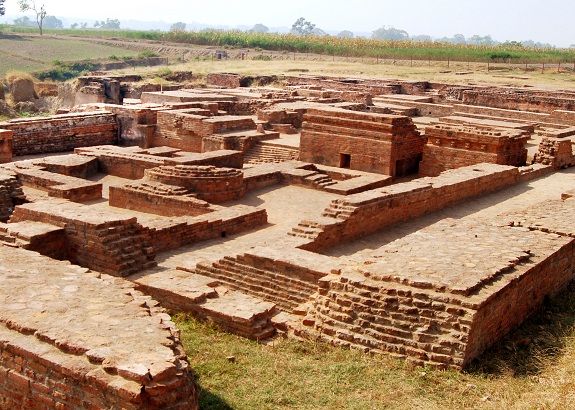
(2, 0, 572, 47)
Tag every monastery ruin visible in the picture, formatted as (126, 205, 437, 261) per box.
(3, 71, 575, 408)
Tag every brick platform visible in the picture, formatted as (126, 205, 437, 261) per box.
(0, 246, 198, 409)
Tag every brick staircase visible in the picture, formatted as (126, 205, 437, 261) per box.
(244, 142, 299, 165)
(192, 254, 321, 312)
(288, 219, 327, 241)
(302, 173, 338, 190)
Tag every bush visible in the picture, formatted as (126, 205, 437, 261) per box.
(139, 51, 159, 58)
(252, 54, 272, 61)
(36, 62, 94, 82)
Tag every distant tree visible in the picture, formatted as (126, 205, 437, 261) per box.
(411, 34, 432, 42)
(18, 0, 47, 35)
(372, 26, 409, 41)
(170, 21, 186, 31)
(80, 22, 87, 29)
(311, 27, 328, 36)
(337, 30, 354, 38)
(0, 0, 5, 16)
(452, 34, 466, 44)
(468, 34, 495, 45)
(94, 18, 121, 29)
(290, 17, 315, 36)
(70, 22, 78, 29)
(13, 15, 33, 26)
(43, 15, 62, 29)
(249, 23, 269, 33)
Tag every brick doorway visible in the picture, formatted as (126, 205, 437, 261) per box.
(339, 153, 351, 169)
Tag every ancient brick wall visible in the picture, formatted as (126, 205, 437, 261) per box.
(419, 124, 529, 177)
(109, 183, 213, 217)
(0, 247, 198, 409)
(0, 172, 24, 222)
(298, 212, 575, 369)
(9, 199, 156, 277)
(292, 164, 520, 252)
(206, 73, 242, 88)
(300, 107, 425, 178)
(141, 206, 267, 253)
(462, 89, 575, 113)
(0, 112, 118, 157)
(533, 137, 575, 169)
(0, 130, 13, 163)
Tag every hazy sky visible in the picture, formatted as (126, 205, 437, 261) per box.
(2, 0, 572, 47)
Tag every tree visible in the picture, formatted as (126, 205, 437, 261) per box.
(372, 26, 409, 41)
(311, 27, 328, 36)
(94, 18, 121, 29)
(290, 17, 315, 36)
(452, 34, 466, 44)
(411, 34, 432, 42)
(0, 0, 5, 16)
(13, 15, 33, 26)
(249, 23, 269, 33)
(70, 22, 77, 29)
(80, 22, 87, 29)
(18, 0, 47, 35)
(337, 30, 354, 38)
(43, 15, 62, 29)
(170, 22, 186, 31)
(468, 35, 495, 45)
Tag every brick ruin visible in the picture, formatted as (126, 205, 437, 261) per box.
(2, 72, 575, 407)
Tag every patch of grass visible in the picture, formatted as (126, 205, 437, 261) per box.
(252, 54, 272, 61)
(174, 280, 575, 409)
(139, 50, 159, 58)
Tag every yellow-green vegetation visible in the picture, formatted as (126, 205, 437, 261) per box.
(175, 281, 575, 409)
(5, 70, 36, 84)
(2, 25, 574, 64)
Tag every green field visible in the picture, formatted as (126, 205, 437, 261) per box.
(0, 34, 140, 76)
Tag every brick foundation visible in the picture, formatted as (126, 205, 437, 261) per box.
(0, 112, 118, 157)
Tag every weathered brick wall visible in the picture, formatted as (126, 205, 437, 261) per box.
(153, 110, 207, 152)
(533, 137, 575, 169)
(298, 213, 575, 369)
(0, 247, 198, 409)
(0, 171, 24, 222)
(292, 164, 520, 252)
(419, 124, 529, 177)
(462, 89, 575, 113)
(300, 107, 425, 177)
(0, 112, 118, 156)
(206, 73, 242, 88)
(9, 199, 156, 277)
(141, 206, 268, 253)
(109, 183, 214, 217)
(0, 130, 13, 163)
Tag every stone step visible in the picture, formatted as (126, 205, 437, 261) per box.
(195, 256, 317, 311)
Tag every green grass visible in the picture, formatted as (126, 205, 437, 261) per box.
(175, 280, 575, 409)
(0, 33, 140, 76)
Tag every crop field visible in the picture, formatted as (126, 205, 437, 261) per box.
(0, 33, 140, 76)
